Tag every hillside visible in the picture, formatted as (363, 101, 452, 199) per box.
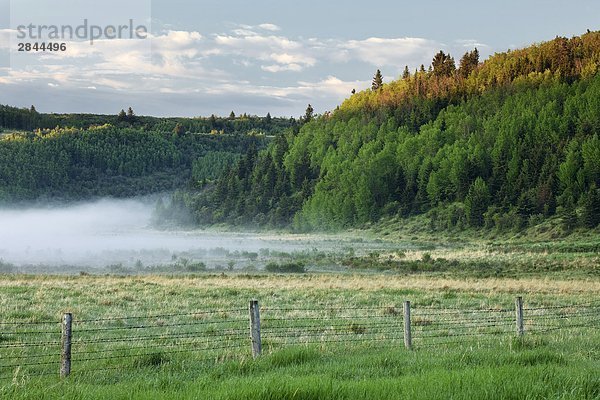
(168, 31, 600, 232)
(0, 125, 266, 202)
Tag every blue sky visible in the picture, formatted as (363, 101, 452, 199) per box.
(0, 0, 598, 117)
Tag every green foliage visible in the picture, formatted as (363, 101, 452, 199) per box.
(0, 105, 297, 135)
(465, 177, 490, 227)
(459, 48, 479, 79)
(180, 31, 600, 232)
(304, 104, 314, 123)
(432, 51, 456, 77)
(191, 151, 241, 184)
(264, 262, 307, 273)
(580, 185, 600, 227)
(372, 69, 383, 90)
(0, 125, 264, 201)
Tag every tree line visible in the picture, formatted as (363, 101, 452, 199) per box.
(0, 125, 266, 201)
(165, 31, 600, 232)
(0, 106, 296, 136)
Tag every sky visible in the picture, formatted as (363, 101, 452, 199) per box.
(0, 0, 598, 118)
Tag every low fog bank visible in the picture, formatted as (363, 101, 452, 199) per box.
(0, 198, 158, 269)
(0, 198, 392, 273)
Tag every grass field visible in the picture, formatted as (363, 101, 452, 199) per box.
(0, 273, 598, 399)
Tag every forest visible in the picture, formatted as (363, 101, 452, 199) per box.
(163, 31, 600, 232)
(0, 125, 266, 201)
(0, 106, 295, 135)
(0, 106, 297, 201)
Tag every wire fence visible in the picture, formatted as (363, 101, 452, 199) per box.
(0, 298, 598, 380)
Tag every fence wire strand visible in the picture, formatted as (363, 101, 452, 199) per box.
(1, 300, 597, 379)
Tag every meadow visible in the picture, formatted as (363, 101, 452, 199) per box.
(0, 271, 598, 400)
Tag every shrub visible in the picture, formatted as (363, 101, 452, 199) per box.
(265, 262, 306, 273)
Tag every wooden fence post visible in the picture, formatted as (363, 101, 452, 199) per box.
(515, 296, 524, 337)
(403, 300, 412, 350)
(60, 313, 72, 378)
(249, 300, 262, 358)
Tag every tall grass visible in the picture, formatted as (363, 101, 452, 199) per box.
(0, 273, 597, 399)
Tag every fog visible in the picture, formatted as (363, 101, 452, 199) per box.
(0, 199, 254, 271)
(0, 198, 404, 273)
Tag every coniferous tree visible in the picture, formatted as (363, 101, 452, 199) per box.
(229, 111, 236, 120)
(173, 123, 185, 136)
(209, 114, 217, 130)
(580, 185, 600, 227)
(459, 48, 480, 79)
(372, 69, 384, 90)
(465, 177, 490, 227)
(402, 66, 410, 80)
(304, 104, 314, 123)
(117, 109, 127, 122)
(561, 197, 578, 231)
(432, 51, 456, 77)
(126, 107, 135, 123)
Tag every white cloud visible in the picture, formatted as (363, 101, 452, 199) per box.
(455, 39, 489, 49)
(0, 23, 490, 116)
(258, 23, 281, 32)
(343, 37, 440, 67)
(213, 30, 315, 72)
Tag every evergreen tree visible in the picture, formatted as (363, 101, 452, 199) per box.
(580, 185, 600, 227)
(126, 107, 135, 123)
(173, 123, 185, 136)
(265, 112, 272, 124)
(209, 114, 217, 129)
(465, 177, 490, 227)
(432, 51, 456, 77)
(372, 69, 383, 90)
(304, 104, 314, 123)
(561, 197, 578, 231)
(459, 48, 480, 79)
(402, 66, 410, 80)
(229, 111, 236, 120)
(117, 109, 127, 122)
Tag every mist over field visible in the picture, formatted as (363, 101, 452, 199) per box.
(0, 198, 387, 272)
(0, 198, 266, 271)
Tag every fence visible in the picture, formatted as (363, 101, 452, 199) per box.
(1, 297, 598, 380)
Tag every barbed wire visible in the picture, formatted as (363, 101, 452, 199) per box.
(0, 341, 61, 348)
(74, 308, 247, 323)
(0, 329, 61, 336)
(413, 307, 513, 314)
(0, 299, 597, 377)
(0, 320, 60, 326)
(73, 331, 248, 346)
(0, 352, 59, 361)
(261, 305, 398, 313)
(74, 318, 246, 333)
(523, 302, 600, 311)
(72, 343, 247, 363)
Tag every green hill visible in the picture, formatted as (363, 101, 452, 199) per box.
(171, 31, 600, 232)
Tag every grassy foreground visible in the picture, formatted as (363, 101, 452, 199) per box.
(0, 273, 598, 399)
